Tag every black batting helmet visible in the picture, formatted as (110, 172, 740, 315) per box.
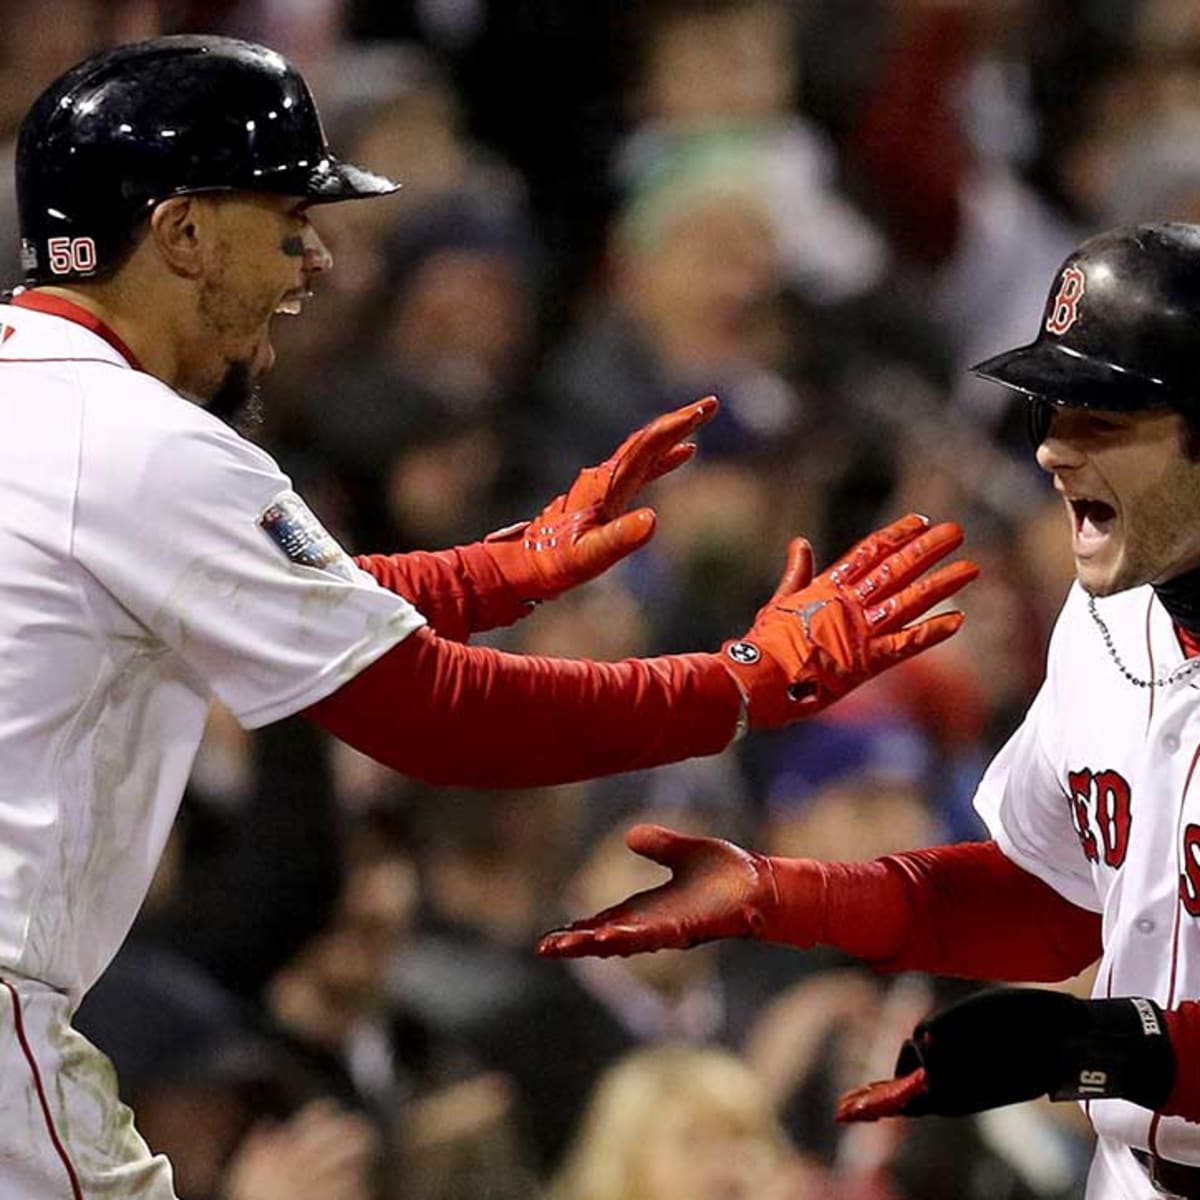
(16, 35, 398, 285)
(971, 222, 1200, 443)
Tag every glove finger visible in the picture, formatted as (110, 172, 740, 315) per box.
(867, 610, 966, 671)
(851, 522, 965, 603)
(644, 440, 697, 484)
(605, 398, 717, 509)
(536, 903, 682, 958)
(865, 560, 979, 633)
(550, 468, 600, 521)
(538, 926, 638, 959)
(769, 538, 815, 602)
(826, 514, 931, 586)
(572, 509, 658, 578)
(624, 822, 716, 870)
(835, 1068, 929, 1124)
(537, 881, 671, 937)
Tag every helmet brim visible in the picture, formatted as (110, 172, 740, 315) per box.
(970, 339, 1177, 411)
(304, 156, 399, 203)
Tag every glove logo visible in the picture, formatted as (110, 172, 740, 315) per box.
(727, 641, 761, 665)
(799, 599, 830, 639)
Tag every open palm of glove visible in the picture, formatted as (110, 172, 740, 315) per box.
(722, 513, 977, 729)
(537, 823, 807, 959)
(480, 397, 717, 603)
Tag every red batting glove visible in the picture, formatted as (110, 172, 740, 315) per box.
(721, 513, 977, 729)
(537, 823, 823, 958)
(836, 1069, 930, 1124)
(477, 397, 717, 604)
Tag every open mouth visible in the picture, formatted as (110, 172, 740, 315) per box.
(1069, 496, 1117, 544)
(274, 290, 313, 316)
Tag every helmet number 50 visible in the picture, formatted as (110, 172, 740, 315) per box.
(47, 236, 97, 275)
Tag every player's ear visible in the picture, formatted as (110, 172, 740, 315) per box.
(148, 196, 208, 279)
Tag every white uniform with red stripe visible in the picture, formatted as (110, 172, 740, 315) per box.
(0, 293, 424, 1197)
(976, 581, 1200, 1199)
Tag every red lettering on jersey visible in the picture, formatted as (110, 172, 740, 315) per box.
(1045, 265, 1086, 335)
(0, 325, 13, 344)
(1093, 770, 1132, 867)
(1067, 768, 1100, 863)
(1180, 824, 1200, 917)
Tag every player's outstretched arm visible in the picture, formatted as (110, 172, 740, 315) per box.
(834, 986, 1200, 1125)
(536, 828, 1102, 983)
(354, 397, 717, 641)
(306, 512, 977, 787)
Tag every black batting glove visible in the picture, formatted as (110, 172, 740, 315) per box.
(837, 987, 1176, 1123)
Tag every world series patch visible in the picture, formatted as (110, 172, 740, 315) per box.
(257, 490, 356, 582)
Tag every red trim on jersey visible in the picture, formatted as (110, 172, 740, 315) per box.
(1, 980, 84, 1200)
(10, 290, 144, 370)
(304, 625, 742, 787)
(1146, 597, 1157, 732)
(766, 840, 1102, 981)
(1166, 744, 1200, 1010)
(1151, 740, 1200, 1153)
(0, 357, 137, 369)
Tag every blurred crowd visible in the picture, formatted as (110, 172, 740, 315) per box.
(4, 0, 1197, 1197)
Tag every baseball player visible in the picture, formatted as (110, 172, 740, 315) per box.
(539, 223, 1200, 1200)
(0, 34, 974, 1199)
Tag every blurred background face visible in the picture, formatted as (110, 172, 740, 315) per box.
(633, 1097, 783, 1200)
(765, 776, 937, 863)
(301, 854, 417, 1025)
(621, 191, 782, 368)
(639, 0, 796, 124)
(0, 0, 110, 137)
(382, 247, 532, 403)
(554, 1046, 804, 1200)
(384, 423, 502, 545)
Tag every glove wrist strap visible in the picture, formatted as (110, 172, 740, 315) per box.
(1050, 997, 1175, 1111)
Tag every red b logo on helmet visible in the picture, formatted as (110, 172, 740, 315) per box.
(1045, 265, 1086, 335)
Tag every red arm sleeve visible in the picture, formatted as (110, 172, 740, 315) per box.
(303, 626, 742, 787)
(354, 544, 529, 643)
(770, 840, 1102, 982)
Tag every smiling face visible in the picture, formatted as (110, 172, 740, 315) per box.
(1035, 404, 1200, 594)
(193, 192, 332, 410)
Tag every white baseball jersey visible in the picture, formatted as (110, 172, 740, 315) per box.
(976, 580, 1200, 1196)
(0, 293, 429, 1196)
(0, 294, 425, 1004)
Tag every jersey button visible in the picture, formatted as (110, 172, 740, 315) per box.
(1163, 733, 1181, 752)
(1135, 917, 1156, 934)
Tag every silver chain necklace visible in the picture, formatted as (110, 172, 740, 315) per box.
(1088, 594, 1200, 688)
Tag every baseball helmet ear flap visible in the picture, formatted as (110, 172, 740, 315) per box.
(971, 222, 1200, 423)
(1026, 397, 1053, 449)
(16, 34, 399, 285)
